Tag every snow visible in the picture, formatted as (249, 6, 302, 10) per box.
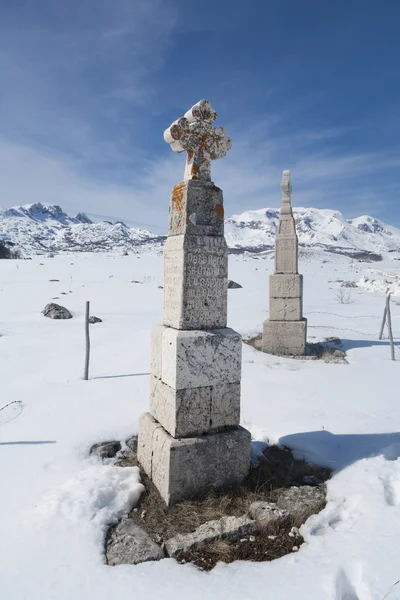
(0, 249, 399, 599)
(2, 202, 400, 257)
(0, 202, 161, 254)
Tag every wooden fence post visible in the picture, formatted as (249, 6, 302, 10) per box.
(84, 301, 90, 380)
(379, 296, 388, 340)
(386, 295, 395, 361)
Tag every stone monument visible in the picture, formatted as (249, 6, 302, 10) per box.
(262, 170, 307, 355)
(137, 100, 251, 506)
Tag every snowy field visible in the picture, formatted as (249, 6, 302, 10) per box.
(0, 250, 399, 600)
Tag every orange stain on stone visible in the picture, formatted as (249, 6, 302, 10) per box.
(172, 182, 185, 213)
(214, 204, 224, 219)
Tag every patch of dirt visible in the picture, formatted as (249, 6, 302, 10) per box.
(244, 334, 347, 363)
(117, 444, 330, 570)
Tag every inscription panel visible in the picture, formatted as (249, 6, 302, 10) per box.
(269, 274, 302, 298)
(163, 235, 228, 330)
(275, 236, 298, 274)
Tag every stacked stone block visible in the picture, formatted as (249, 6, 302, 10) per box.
(137, 102, 250, 506)
(262, 171, 307, 355)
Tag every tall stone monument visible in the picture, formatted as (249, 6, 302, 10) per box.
(262, 170, 307, 355)
(137, 100, 251, 506)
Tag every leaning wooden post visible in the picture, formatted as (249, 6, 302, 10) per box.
(379, 296, 388, 340)
(386, 295, 395, 361)
(84, 301, 90, 380)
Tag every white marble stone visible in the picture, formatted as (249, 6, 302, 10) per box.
(163, 234, 228, 330)
(262, 319, 307, 356)
(168, 180, 224, 237)
(269, 274, 302, 298)
(161, 327, 242, 390)
(275, 237, 298, 274)
(149, 376, 241, 438)
(269, 297, 302, 321)
(138, 413, 251, 506)
(163, 100, 232, 183)
(211, 382, 241, 430)
(137, 411, 162, 477)
(150, 325, 164, 379)
(149, 375, 211, 438)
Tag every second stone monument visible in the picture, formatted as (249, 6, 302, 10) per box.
(262, 170, 307, 355)
(137, 100, 251, 506)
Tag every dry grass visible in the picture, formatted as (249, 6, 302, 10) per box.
(118, 444, 331, 568)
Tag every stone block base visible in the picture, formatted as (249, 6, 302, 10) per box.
(262, 319, 307, 356)
(150, 376, 240, 438)
(137, 413, 251, 506)
(151, 325, 242, 390)
(269, 297, 303, 321)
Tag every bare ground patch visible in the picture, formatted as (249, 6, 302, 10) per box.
(115, 443, 331, 570)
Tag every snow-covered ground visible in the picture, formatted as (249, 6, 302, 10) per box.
(0, 250, 399, 600)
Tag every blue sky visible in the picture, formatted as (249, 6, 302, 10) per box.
(0, 0, 399, 232)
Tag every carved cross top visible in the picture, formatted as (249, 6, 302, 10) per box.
(164, 99, 232, 182)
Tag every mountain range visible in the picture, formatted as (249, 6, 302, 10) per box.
(0, 202, 399, 257)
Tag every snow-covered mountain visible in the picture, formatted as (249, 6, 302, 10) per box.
(1, 202, 399, 256)
(0, 203, 163, 255)
(225, 207, 400, 255)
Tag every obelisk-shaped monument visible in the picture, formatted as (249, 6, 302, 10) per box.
(137, 100, 251, 506)
(262, 170, 307, 355)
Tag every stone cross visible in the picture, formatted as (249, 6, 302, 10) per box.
(137, 100, 250, 506)
(262, 170, 307, 355)
(164, 99, 232, 182)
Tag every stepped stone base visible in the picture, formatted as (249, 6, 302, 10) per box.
(137, 413, 251, 506)
(262, 319, 307, 356)
(150, 376, 241, 438)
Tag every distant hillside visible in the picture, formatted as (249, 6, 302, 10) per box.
(1, 202, 399, 257)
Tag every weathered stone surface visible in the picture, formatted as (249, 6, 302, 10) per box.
(168, 180, 224, 237)
(275, 237, 298, 274)
(210, 382, 241, 430)
(269, 274, 302, 298)
(90, 440, 121, 459)
(161, 327, 242, 390)
(262, 319, 307, 355)
(227, 280, 242, 289)
(150, 375, 211, 437)
(138, 413, 251, 506)
(248, 501, 288, 526)
(165, 515, 257, 558)
(125, 435, 137, 452)
(276, 485, 326, 518)
(106, 518, 165, 565)
(269, 297, 303, 321)
(88, 316, 102, 324)
(163, 234, 228, 330)
(164, 99, 232, 183)
(42, 303, 72, 320)
(150, 325, 164, 379)
(137, 412, 162, 477)
(149, 376, 240, 437)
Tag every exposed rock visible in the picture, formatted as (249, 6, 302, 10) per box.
(49, 279, 60, 282)
(106, 519, 165, 565)
(125, 435, 138, 453)
(90, 440, 121, 459)
(248, 501, 288, 526)
(323, 348, 347, 364)
(324, 337, 341, 344)
(88, 316, 102, 324)
(227, 280, 242, 289)
(165, 515, 257, 558)
(340, 281, 357, 288)
(42, 303, 72, 320)
(276, 485, 326, 519)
